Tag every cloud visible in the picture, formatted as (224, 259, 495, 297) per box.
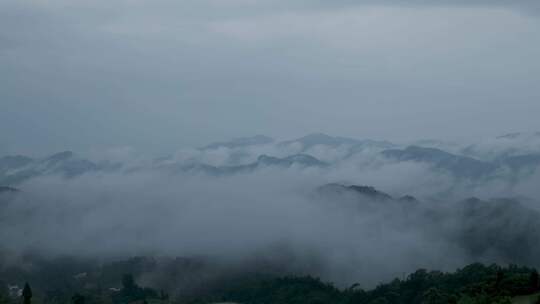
(2, 140, 540, 287)
(1, 0, 540, 291)
(0, 169, 443, 287)
(0, 0, 539, 155)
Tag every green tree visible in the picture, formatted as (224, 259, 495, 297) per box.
(113, 274, 158, 304)
(0, 285, 10, 304)
(368, 297, 389, 304)
(529, 270, 539, 292)
(72, 293, 85, 304)
(422, 288, 449, 304)
(122, 275, 136, 292)
(22, 283, 32, 304)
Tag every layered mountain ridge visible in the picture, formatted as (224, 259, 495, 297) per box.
(3, 133, 540, 187)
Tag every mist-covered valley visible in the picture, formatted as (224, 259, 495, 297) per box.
(2, 132, 540, 297)
(3, 1, 540, 302)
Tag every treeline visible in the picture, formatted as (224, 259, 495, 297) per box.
(184, 264, 540, 304)
(2, 263, 540, 304)
(0, 274, 167, 304)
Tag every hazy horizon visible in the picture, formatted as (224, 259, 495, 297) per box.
(2, 0, 540, 156)
(3, 1, 540, 297)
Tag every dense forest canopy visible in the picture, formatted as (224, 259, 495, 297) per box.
(2, 261, 540, 304)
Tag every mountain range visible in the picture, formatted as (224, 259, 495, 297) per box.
(2, 133, 540, 186)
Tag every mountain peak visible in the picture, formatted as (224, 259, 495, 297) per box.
(201, 135, 274, 150)
(318, 183, 393, 201)
(257, 154, 326, 167)
(281, 133, 362, 149)
(45, 151, 75, 163)
(496, 132, 522, 139)
(298, 133, 335, 141)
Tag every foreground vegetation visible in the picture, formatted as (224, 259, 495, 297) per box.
(2, 263, 540, 304)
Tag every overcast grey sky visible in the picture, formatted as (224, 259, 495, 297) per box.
(1, 0, 540, 156)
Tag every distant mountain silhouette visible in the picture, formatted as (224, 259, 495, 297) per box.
(318, 182, 540, 264)
(44, 151, 75, 164)
(0, 155, 33, 171)
(496, 132, 523, 139)
(201, 135, 274, 150)
(382, 145, 540, 178)
(0, 151, 122, 185)
(461, 132, 540, 160)
(382, 146, 497, 178)
(455, 196, 540, 263)
(279, 133, 395, 154)
(165, 154, 327, 176)
(280, 133, 362, 148)
(497, 153, 540, 171)
(3, 133, 540, 184)
(317, 183, 405, 202)
(256, 154, 327, 167)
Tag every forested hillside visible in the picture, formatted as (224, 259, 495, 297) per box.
(2, 263, 540, 304)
